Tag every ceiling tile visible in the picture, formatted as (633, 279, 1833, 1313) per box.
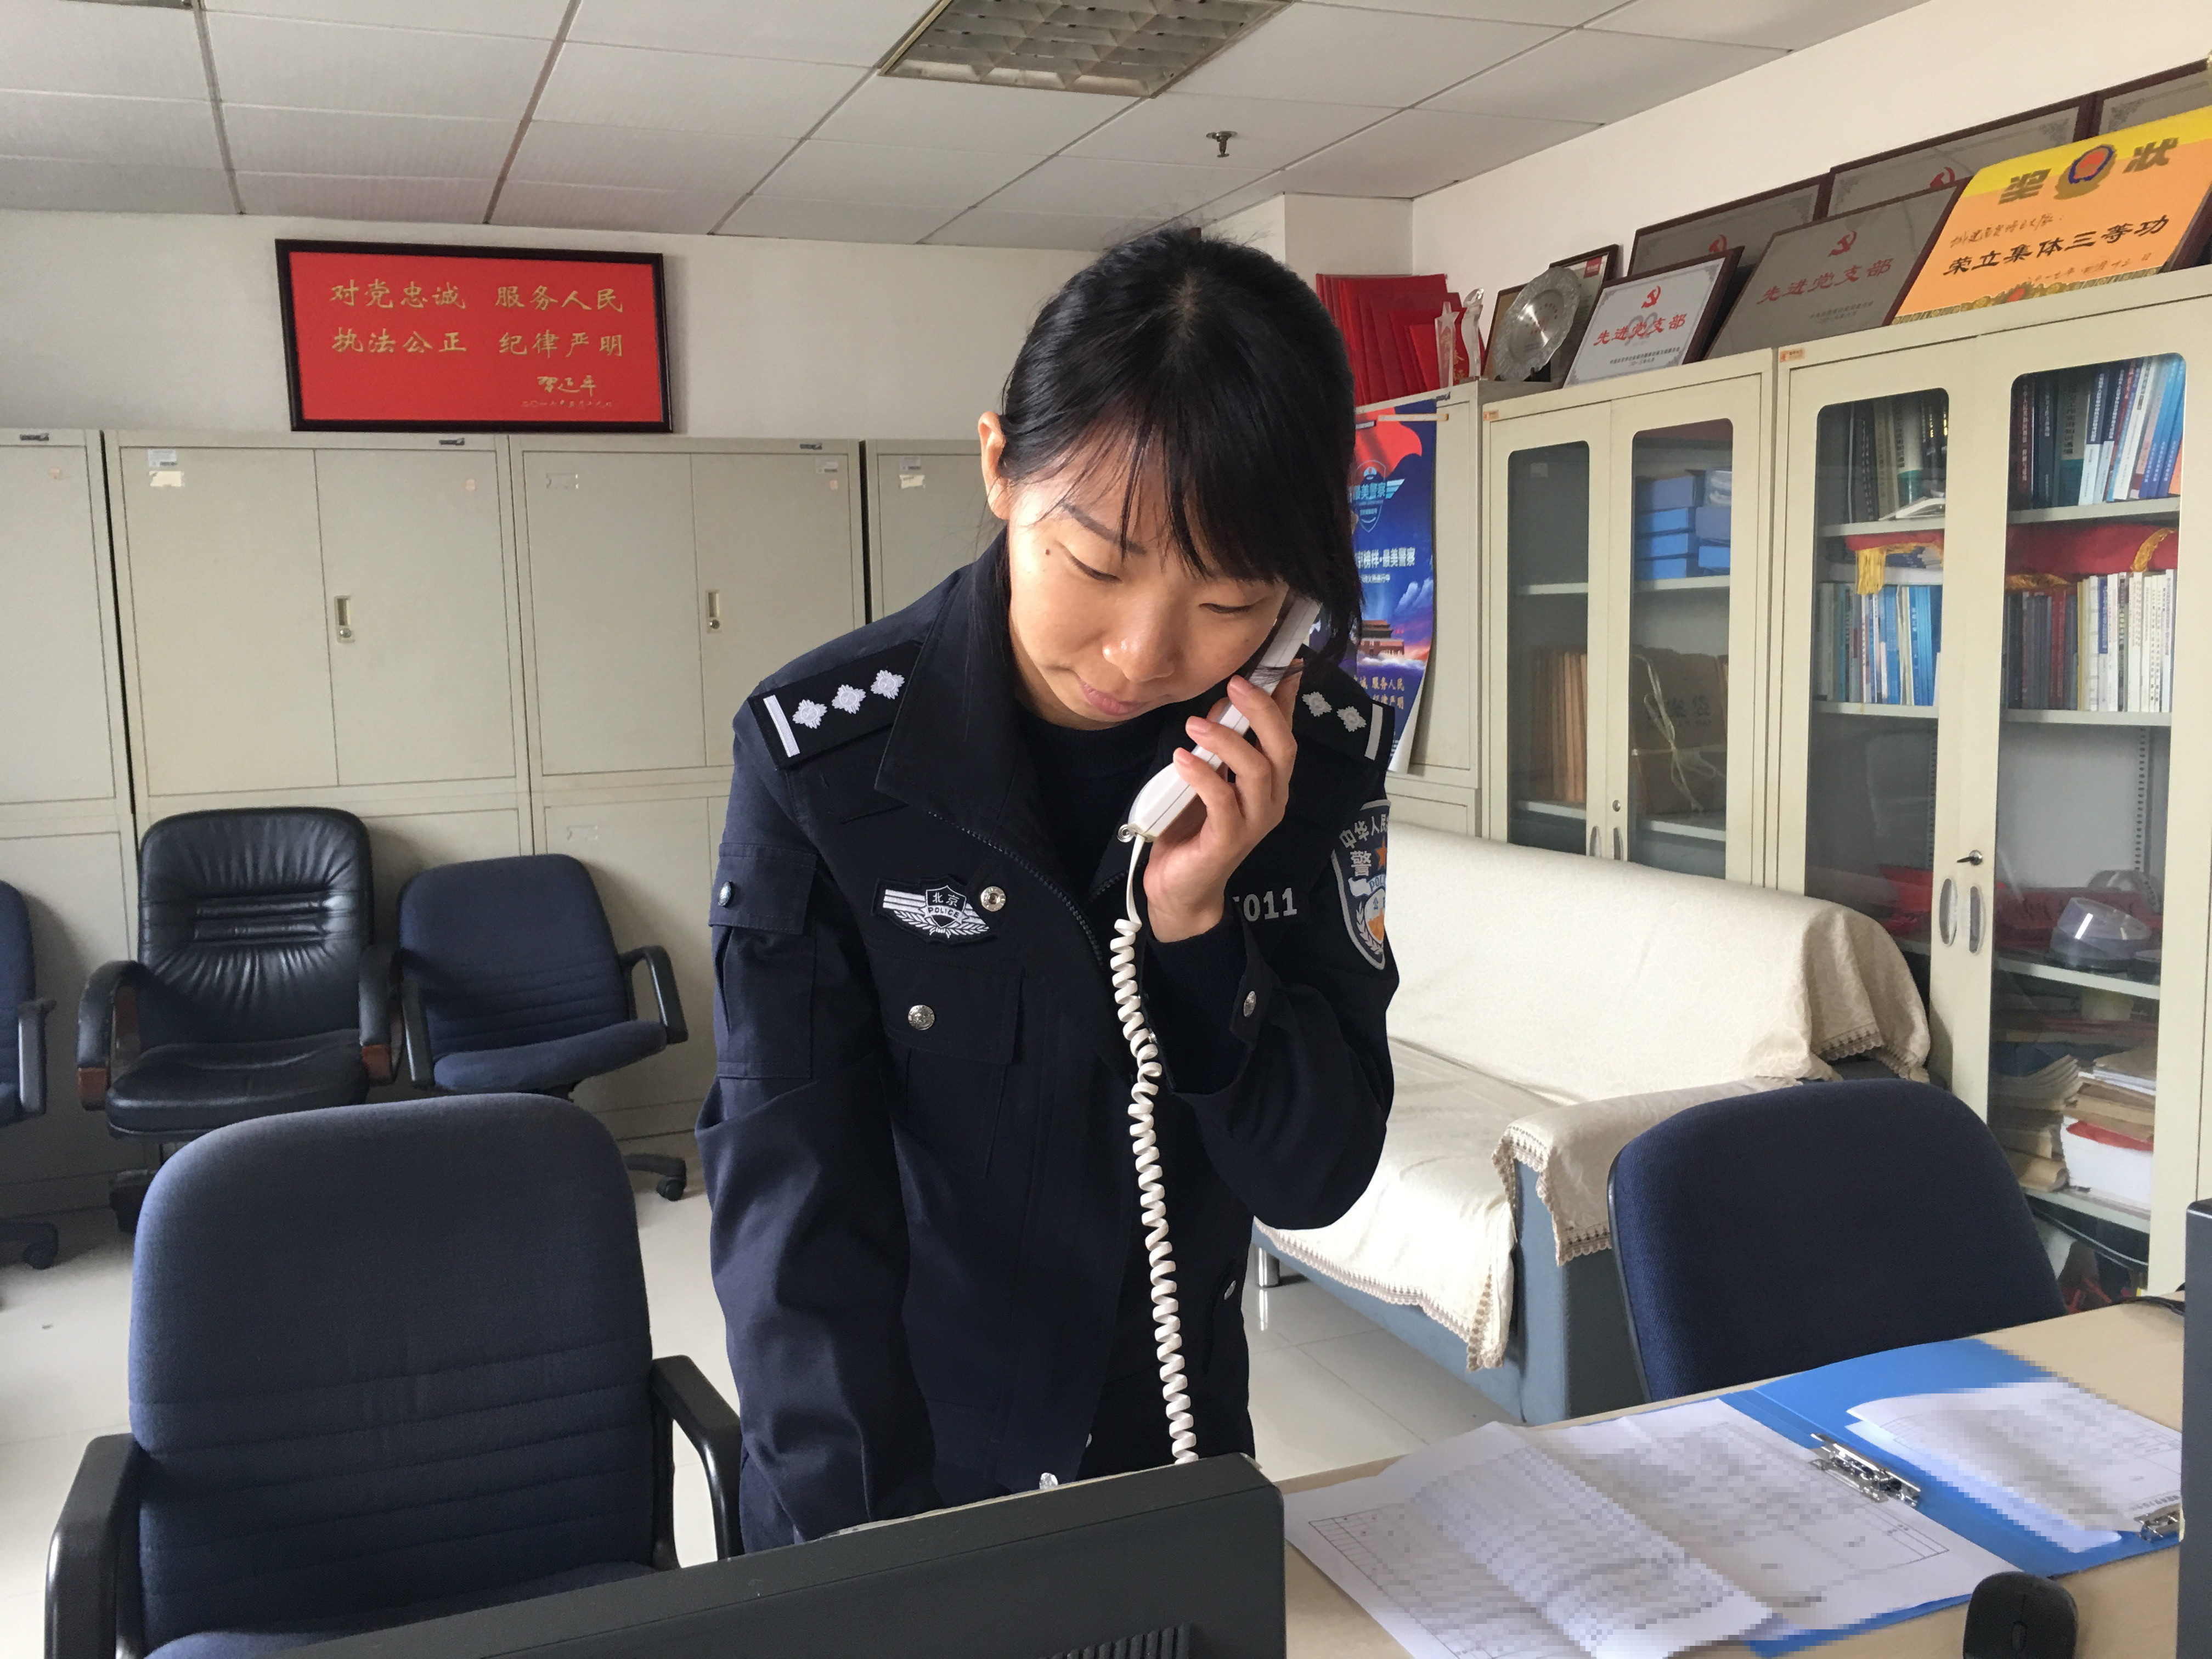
(984, 154, 1271, 221)
(926, 208, 1140, 252)
(234, 171, 495, 221)
(1071, 92, 1392, 172)
(534, 43, 861, 137)
(1282, 106, 1594, 196)
(491, 178, 735, 234)
(0, 0, 208, 99)
(814, 76, 1133, 155)
(720, 197, 953, 245)
(223, 105, 512, 177)
(567, 0, 927, 66)
(510, 122, 789, 196)
(204, 0, 569, 37)
(1425, 27, 1781, 122)
(1174, 5, 1559, 107)
(0, 91, 221, 168)
(205, 13, 550, 119)
(1587, 0, 1923, 49)
(0, 155, 234, 214)
(752, 140, 1042, 211)
(1310, 0, 1628, 21)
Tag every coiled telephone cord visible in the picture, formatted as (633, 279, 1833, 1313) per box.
(1111, 827, 1198, 1464)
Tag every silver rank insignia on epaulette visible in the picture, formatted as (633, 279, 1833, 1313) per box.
(1295, 680, 1390, 763)
(878, 883, 991, 942)
(749, 641, 922, 770)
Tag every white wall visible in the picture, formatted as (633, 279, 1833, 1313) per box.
(0, 210, 1091, 437)
(1413, 0, 2211, 321)
(1209, 193, 1409, 284)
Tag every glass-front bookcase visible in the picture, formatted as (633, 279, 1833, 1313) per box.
(1484, 359, 1770, 883)
(1775, 272, 2212, 1288)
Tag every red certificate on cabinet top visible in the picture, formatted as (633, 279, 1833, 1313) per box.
(276, 241, 671, 431)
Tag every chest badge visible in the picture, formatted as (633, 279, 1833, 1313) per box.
(1332, 799, 1390, 971)
(880, 883, 991, 943)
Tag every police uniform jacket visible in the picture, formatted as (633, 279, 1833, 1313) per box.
(700, 548, 1397, 1550)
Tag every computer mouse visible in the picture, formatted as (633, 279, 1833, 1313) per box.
(1962, 1571, 2077, 1658)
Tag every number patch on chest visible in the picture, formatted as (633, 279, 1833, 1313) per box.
(1232, 887, 1300, 924)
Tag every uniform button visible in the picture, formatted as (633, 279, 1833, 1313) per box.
(716, 882, 735, 906)
(979, 885, 1007, 912)
(1242, 991, 1257, 1017)
(907, 1004, 935, 1032)
(1037, 1471, 1059, 1490)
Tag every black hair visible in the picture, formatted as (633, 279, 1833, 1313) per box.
(992, 225, 1360, 662)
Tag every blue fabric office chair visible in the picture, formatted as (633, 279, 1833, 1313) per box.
(77, 809, 393, 1231)
(46, 1094, 741, 1659)
(1607, 1079, 2064, 1400)
(1, 881, 59, 1268)
(393, 855, 689, 1199)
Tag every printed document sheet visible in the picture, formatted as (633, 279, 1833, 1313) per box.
(1284, 1402, 2010, 1659)
(1847, 1375, 2180, 1544)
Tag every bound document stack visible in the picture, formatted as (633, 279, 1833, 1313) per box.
(1986, 1056, 2080, 1192)
(2062, 1044, 2155, 1212)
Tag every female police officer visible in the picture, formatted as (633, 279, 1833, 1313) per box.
(700, 227, 1397, 1551)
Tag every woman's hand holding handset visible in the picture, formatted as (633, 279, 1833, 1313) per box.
(1143, 668, 1302, 942)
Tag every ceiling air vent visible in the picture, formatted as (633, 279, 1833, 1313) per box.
(881, 1, 1289, 98)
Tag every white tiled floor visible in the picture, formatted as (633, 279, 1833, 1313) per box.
(0, 1132, 1504, 1658)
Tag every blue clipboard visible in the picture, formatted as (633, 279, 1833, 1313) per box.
(1716, 1336, 2175, 1654)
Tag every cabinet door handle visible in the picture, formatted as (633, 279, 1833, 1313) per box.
(1938, 878, 1957, 946)
(332, 594, 354, 642)
(1612, 827, 1623, 861)
(1587, 825, 1599, 857)
(704, 589, 723, 633)
(1968, 884, 1985, 955)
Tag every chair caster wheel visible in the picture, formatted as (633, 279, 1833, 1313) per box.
(22, 1240, 58, 1270)
(656, 1173, 686, 1202)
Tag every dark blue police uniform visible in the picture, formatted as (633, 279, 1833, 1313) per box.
(699, 544, 1398, 1551)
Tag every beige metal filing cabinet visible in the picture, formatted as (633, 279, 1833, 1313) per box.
(1771, 268, 2212, 1286)
(1, 430, 145, 1212)
(863, 439, 990, 620)
(511, 436, 867, 1137)
(103, 432, 533, 939)
(1481, 353, 1776, 883)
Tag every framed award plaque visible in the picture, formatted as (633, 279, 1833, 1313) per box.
(2095, 61, 2212, 134)
(1827, 99, 2092, 215)
(1893, 106, 2212, 324)
(1629, 176, 1831, 278)
(1705, 184, 1961, 358)
(1563, 250, 1739, 387)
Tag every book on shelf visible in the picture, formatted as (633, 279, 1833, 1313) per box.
(1823, 393, 1948, 524)
(1524, 646, 1588, 807)
(2007, 1149, 2068, 1192)
(1992, 1120, 2067, 1160)
(2002, 569, 2176, 713)
(2088, 1043, 2156, 1092)
(1813, 579, 1942, 708)
(2058, 1120, 2153, 1211)
(2011, 357, 2186, 509)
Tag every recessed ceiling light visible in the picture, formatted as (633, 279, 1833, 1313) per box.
(881, 1, 1290, 98)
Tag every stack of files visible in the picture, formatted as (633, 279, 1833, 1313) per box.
(2061, 1042, 2156, 1211)
(1634, 472, 1729, 579)
(2002, 571, 2176, 712)
(1812, 580, 1942, 709)
(1286, 1336, 2177, 1659)
(1316, 273, 1466, 407)
(2013, 357, 2187, 509)
(1987, 1054, 2080, 1192)
(1522, 647, 1587, 806)
(1822, 393, 1948, 523)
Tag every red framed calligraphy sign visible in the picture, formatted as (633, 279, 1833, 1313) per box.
(276, 240, 672, 432)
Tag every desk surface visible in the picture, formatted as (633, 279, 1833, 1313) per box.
(1282, 1302, 2184, 1658)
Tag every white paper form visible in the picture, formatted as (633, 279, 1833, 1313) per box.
(1284, 1422, 1769, 1659)
(1540, 1398, 2013, 1635)
(1847, 1376, 2180, 1537)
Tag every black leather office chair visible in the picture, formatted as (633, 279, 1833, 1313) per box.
(393, 854, 688, 1200)
(77, 809, 392, 1230)
(47, 1093, 741, 1659)
(1, 880, 58, 1269)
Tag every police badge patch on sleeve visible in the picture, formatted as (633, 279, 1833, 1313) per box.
(1331, 800, 1389, 970)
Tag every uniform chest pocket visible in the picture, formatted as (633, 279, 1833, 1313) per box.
(872, 950, 1021, 1175)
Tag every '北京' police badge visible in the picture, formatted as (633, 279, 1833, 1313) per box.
(1332, 800, 1389, 970)
(879, 883, 991, 943)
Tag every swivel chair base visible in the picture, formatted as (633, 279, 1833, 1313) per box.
(624, 1153, 686, 1202)
(1, 1217, 58, 1269)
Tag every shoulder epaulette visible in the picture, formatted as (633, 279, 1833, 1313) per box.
(749, 641, 922, 770)
(1293, 664, 1392, 765)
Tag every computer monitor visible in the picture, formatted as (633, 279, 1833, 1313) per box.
(2182, 1201, 2211, 1655)
(305, 1455, 1283, 1659)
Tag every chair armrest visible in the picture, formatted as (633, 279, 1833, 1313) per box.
(76, 961, 147, 1109)
(650, 1356, 742, 1559)
(18, 997, 54, 1116)
(358, 943, 396, 1084)
(619, 946, 688, 1046)
(396, 969, 435, 1091)
(47, 1434, 144, 1659)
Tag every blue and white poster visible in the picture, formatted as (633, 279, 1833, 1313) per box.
(1344, 398, 1436, 771)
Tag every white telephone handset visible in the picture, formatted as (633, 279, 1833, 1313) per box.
(1109, 593, 1322, 1466)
